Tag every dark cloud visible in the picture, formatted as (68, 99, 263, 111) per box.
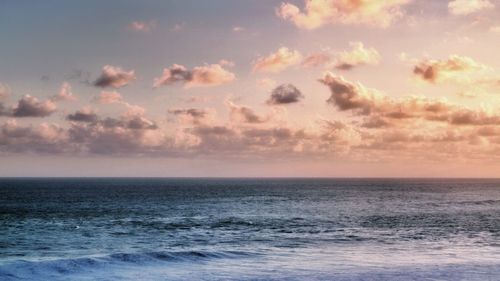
(155, 64, 192, 86)
(126, 116, 158, 130)
(168, 108, 209, 125)
(335, 63, 355, 70)
(319, 73, 375, 113)
(449, 110, 500, 126)
(267, 84, 304, 105)
(11, 95, 57, 117)
(66, 69, 92, 85)
(101, 116, 157, 130)
(66, 109, 98, 123)
(94, 65, 136, 88)
(413, 64, 438, 82)
(169, 108, 207, 119)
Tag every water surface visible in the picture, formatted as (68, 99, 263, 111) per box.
(1, 178, 499, 280)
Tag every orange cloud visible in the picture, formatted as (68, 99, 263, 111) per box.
(277, 0, 411, 29)
(448, 0, 494, 15)
(319, 72, 500, 126)
(301, 42, 380, 70)
(302, 52, 332, 68)
(334, 42, 381, 70)
(413, 55, 487, 83)
(253, 47, 302, 73)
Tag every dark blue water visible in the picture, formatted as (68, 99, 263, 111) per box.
(1, 178, 500, 280)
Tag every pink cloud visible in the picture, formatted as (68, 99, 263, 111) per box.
(93, 91, 123, 104)
(128, 21, 156, 32)
(153, 63, 235, 88)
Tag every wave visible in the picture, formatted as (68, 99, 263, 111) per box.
(0, 250, 255, 280)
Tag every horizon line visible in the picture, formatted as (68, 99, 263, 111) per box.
(1, 176, 499, 180)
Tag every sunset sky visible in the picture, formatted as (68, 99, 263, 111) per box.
(1, 0, 500, 177)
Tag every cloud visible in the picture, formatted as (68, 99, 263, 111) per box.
(66, 69, 92, 85)
(171, 23, 184, 32)
(253, 47, 302, 73)
(0, 83, 10, 99)
(69, 119, 164, 155)
(93, 91, 123, 104)
(64, 104, 163, 155)
(490, 25, 500, 33)
(334, 42, 381, 70)
(277, 0, 411, 30)
(267, 84, 304, 105)
(218, 59, 235, 67)
(232, 26, 244, 32)
(0, 119, 69, 153)
(11, 95, 57, 117)
(413, 55, 487, 83)
(94, 65, 136, 88)
(448, 0, 494, 15)
(319, 73, 382, 113)
(360, 116, 392, 129)
(101, 116, 158, 130)
(301, 42, 380, 70)
(51, 82, 77, 102)
(319, 72, 500, 126)
(128, 21, 156, 32)
(226, 101, 269, 124)
(184, 123, 315, 157)
(256, 78, 277, 89)
(302, 52, 332, 68)
(168, 108, 209, 125)
(66, 107, 98, 123)
(448, 109, 500, 126)
(153, 63, 235, 88)
(169, 108, 207, 119)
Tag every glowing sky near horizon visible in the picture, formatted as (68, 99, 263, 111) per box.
(1, 0, 500, 177)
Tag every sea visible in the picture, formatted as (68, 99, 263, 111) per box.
(1, 178, 499, 280)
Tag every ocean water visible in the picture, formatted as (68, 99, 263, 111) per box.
(1, 178, 500, 281)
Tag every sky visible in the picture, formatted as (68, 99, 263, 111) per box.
(1, 0, 500, 177)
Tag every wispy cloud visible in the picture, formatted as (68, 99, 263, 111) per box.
(253, 47, 302, 73)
